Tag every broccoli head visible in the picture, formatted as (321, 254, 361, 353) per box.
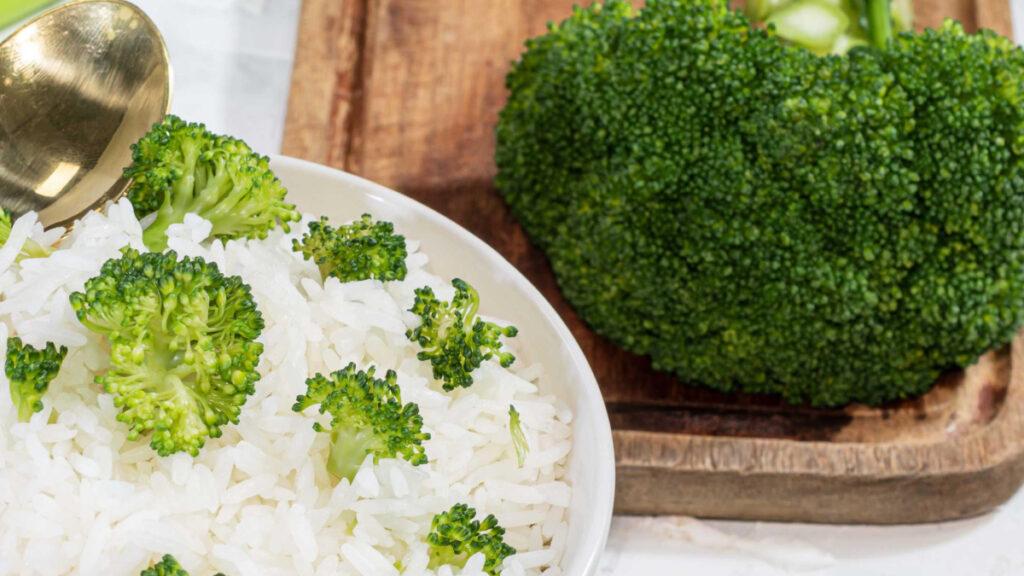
(293, 362, 429, 481)
(141, 554, 226, 576)
(293, 214, 407, 282)
(427, 504, 516, 575)
(407, 279, 518, 391)
(5, 337, 67, 422)
(69, 248, 264, 456)
(495, 0, 1024, 406)
(0, 207, 54, 261)
(124, 115, 300, 252)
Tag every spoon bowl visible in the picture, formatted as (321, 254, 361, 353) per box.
(0, 0, 171, 229)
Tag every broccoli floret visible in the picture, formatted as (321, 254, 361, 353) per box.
(140, 555, 188, 576)
(508, 405, 528, 467)
(124, 115, 300, 252)
(5, 337, 67, 422)
(292, 362, 429, 481)
(293, 214, 407, 282)
(427, 504, 516, 575)
(140, 554, 226, 576)
(0, 207, 54, 261)
(69, 247, 264, 456)
(495, 0, 1024, 406)
(407, 279, 518, 391)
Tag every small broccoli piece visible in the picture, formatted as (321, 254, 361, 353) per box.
(292, 214, 407, 282)
(508, 405, 529, 467)
(427, 504, 516, 575)
(0, 207, 54, 261)
(69, 247, 264, 456)
(140, 554, 226, 576)
(407, 279, 518, 391)
(140, 555, 188, 576)
(124, 115, 300, 252)
(5, 337, 67, 422)
(293, 362, 429, 481)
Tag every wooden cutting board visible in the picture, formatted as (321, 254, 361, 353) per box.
(283, 0, 1023, 523)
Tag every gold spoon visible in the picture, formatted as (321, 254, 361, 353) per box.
(0, 0, 171, 229)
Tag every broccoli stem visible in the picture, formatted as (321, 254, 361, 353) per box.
(141, 183, 277, 252)
(19, 238, 53, 260)
(427, 547, 467, 571)
(764, 0, 849, 54)
(143, 213, 176, 252)
(328, 426, 378, 481)
(141, 161, 227, 251)
(865, 0, 893, 49)
(10, 384, 38, 422)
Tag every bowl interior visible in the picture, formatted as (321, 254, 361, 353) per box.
(270, 155, 615, 576)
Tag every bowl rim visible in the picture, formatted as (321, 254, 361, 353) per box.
(268, 153, 616, 575)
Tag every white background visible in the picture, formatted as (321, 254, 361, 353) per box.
(5, 1, 1024, 574)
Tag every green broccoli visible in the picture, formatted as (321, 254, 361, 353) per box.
(293, 214, 407, 282)
(141, 554, 226, 576)
(495, 0, 1024, 406)
(124, 115, 300, 252)
(427, 504, 516, 575)
(292, 362, 429, 481)
(69, 247, 264, 456)
(0, 207, 54, 261)
(508, 405, 528, 467)
(5, 337, 67, 422)
(407, 279, 518, 391)
(140, 555, 188, 576)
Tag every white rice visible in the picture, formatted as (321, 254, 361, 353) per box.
(0, 202, 573, 576)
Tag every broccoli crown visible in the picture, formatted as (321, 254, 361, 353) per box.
(427, 503, 516, 575)
(5, 337, 67, 422)
(69, 247, 264, 456)
(0, 207, 54, 261)
(407, 279, 518, 391)
(292, 362, 429, 481)
(292, 214, 407, 282)
(508, 405, 528, 467)
(495, 0, 1024, 406)
(124, 115, 301, 252)
(140, 555, 226, 576)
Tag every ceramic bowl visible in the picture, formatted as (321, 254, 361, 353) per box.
(272, 155, 615, 576)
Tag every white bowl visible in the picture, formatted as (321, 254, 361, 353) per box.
(270, 154, 616, 576)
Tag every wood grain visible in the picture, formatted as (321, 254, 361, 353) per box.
(973, 0, 1014, 37)
(283, 0, 367, 166)
(615, 339, 1024, 522)
(283, 0, 1024, 523)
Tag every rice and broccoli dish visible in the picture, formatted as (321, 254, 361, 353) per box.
(0, 116, 572, 576)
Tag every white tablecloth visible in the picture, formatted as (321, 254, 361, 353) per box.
(6, 1, 1024, 574)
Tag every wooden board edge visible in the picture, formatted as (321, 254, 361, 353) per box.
(611, 332, 1024, 522)
(615, 333, 1024, 477)
(613, 453, 1024, 523)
